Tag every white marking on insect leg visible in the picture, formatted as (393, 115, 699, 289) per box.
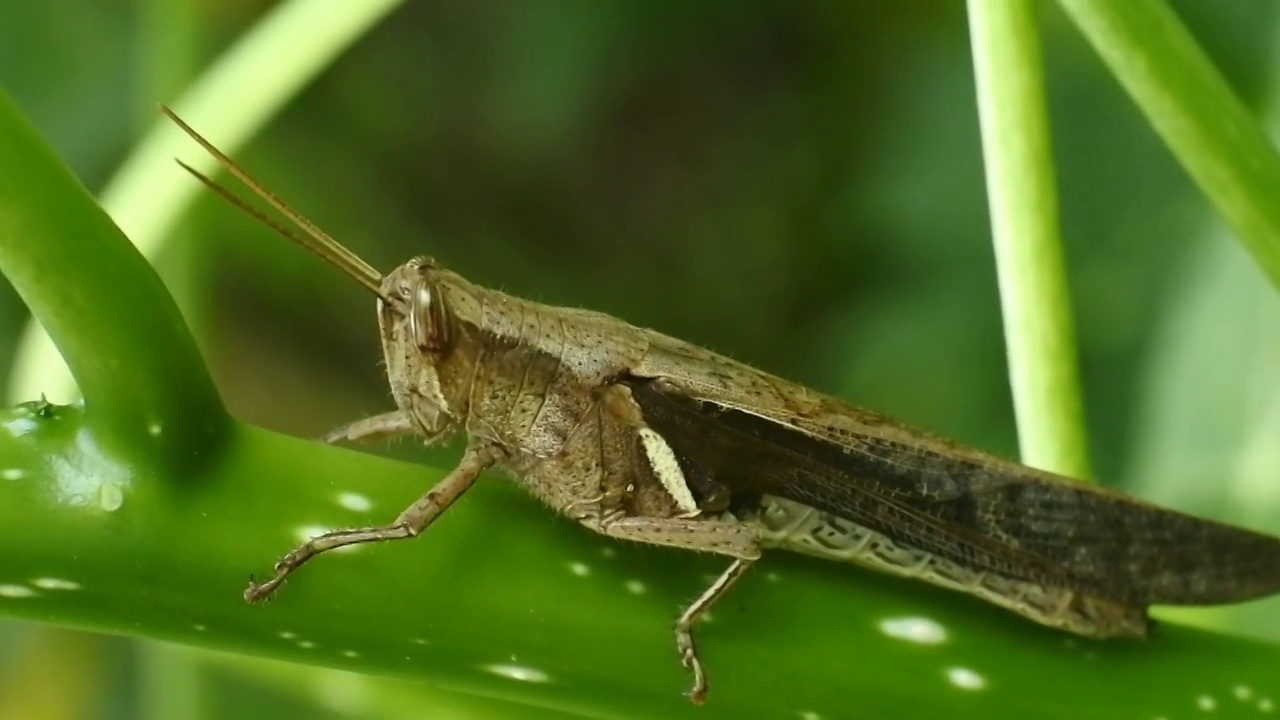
(637, 428, 699, 515)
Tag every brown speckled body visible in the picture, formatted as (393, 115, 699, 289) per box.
(376, 256, 1280, 640)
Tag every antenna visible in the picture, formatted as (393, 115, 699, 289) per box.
(160, 105, 388, 299)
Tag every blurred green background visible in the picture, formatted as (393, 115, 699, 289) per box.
(3, 0, 1280, 718)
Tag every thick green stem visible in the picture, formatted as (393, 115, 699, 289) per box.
(968, 0, 1092, 479)
(0, 92, 226, 470)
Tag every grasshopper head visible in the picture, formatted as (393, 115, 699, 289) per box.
(377, 256, 463, 440)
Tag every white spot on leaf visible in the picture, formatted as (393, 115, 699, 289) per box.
(945, 667, 986, 691)
(336, 492, 372, 512)
(31, 577, 80, 591)
(484, 663, 549, 683)
(98, 483, 123, 511)
(0, 585, 36, 598)
(624, 579, 647, 595)
(878, 617, 948, 645)
(568, 562, 591, 577)
(1, 469, 23, 480)
(4, 418, 36, 436)
(1196, 694, 1216, 711)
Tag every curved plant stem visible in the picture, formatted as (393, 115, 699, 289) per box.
(6, 0, 406, 406)
(1058, 0, 1280, 292)
(0, 91, 225, 469)
(967, 0, 1092, 479)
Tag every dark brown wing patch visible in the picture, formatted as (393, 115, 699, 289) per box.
(626, 376, 1280, 605)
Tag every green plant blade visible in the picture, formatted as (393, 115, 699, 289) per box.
(968, 0, 1091, 479)
(1058, 0, 1280, 292)
(0, 89, 225, 468)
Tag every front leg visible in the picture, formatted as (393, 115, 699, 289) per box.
(245, 444, 500, 602)
(584, 515, 761, 704)
(321, 410, 415, 444)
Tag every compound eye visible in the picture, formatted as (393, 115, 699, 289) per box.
(409, 282, 452, 353)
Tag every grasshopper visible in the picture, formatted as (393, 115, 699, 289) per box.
(163, 106, 1280, 704)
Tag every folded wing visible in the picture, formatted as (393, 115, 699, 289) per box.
(625, 374, 1280, 606)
